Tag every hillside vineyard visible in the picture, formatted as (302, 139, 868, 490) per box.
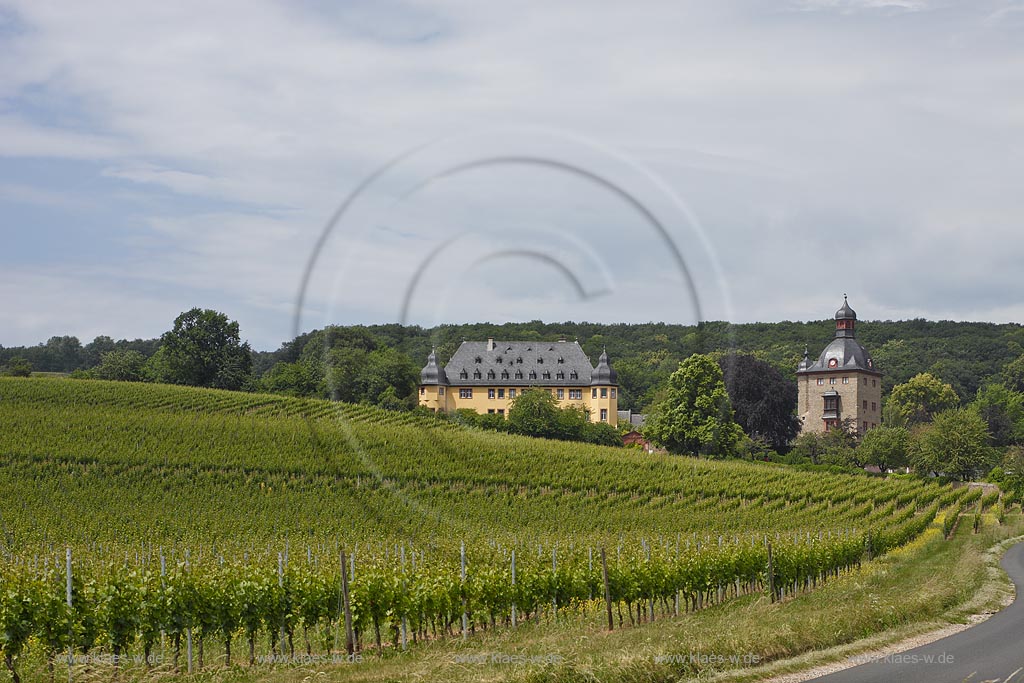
(0, 378, 973, 671)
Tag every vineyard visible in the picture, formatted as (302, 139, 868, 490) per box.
(0, 377, 985, 680)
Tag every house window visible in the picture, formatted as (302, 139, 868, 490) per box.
(497, 409, 504, 416)
(488, 388, 496, 399)
(816, 378, 825, 386)
(509, 389, 516, 399)
(601, 388, 608, 398)
(611, 388, 617, 399)
(439, 387, 445, 396)
(600, 408, 608, 422)
(829, 378, 836, 385)
(569, 389, 582, 400)
(419, 387, 425, 395)
(592, 388, 597, 398)
(863, 377, 868, 386)
(459, 388, 472, 399)
(498, 389, 505, 399)
(557, 388, 564, 399)
(842, 377, 849, 384)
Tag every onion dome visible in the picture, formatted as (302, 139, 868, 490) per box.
(590, 349, 618, 386)
(420, 348, 447, 385)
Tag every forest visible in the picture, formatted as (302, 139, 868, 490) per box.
(4, 316, 1024, 413)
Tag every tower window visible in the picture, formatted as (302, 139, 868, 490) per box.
(601, 388, 608, 398)
(863, 400, 868, 410)
(829, 377, 836, 385)
(592, 388, 597, 398)
(842, 377, 849, 384)
(611, 388, 617, 399)
(824, 396, 838, 412)
(817, 378, 824, 386)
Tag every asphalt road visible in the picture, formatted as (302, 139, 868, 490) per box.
(807, 541, 1024, 683)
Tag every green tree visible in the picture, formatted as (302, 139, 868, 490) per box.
(1, 356, 32, 377)
(1001, 354, 1024, 393)
(858, 425, 910, 472)
(507, 388, 586, 441)
(259, 361, 320, 397)
(910, 407, 994, 480)
(972, 383, 1024, 447)
(157, 308, 253, 390)
(93, 350, 147, 382)
(643, 354, 743, 457)
(884, 373, 960, 427)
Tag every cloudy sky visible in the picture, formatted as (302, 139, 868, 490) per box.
(2, 0, 1022, 350)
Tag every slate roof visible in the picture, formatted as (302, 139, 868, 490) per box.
(797, 297, 880, 375)
(424, 340, 617, 387)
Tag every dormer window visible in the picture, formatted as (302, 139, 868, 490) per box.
(557, 371, 564, 379)
(570, 370, 578, 380)
(529, 370, 537, 380)
(557, 357, 564, 364)
(501, 370, 509, 380)
(543, 371, 551, 379)
(537, 357, 544, 364)
(459, 370, 468, 380)
(475, 356, 482, 364)
(473, 370, 482, 379)
(496, 356, 503, 364)
(515, 370, 523, 379)
(516, 357, 523, 364)
(487, 370, 495, 380)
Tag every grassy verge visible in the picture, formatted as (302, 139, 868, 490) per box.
(24, 512, 1018, 683)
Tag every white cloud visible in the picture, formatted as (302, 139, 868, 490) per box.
(1, 0, 1023, 347)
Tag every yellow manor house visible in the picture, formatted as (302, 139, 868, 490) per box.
(418, 338, 620, 426)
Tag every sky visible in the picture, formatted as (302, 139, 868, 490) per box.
(1, 0, 1022, 351)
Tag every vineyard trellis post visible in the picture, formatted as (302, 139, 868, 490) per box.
(767, 540, 775, 603)
(340, 550, 354, 656)
(460, 542, 468, 641)
(65, 548, 72, 683)
(601, 547, 613, 631)
(511, 549, 517, 629)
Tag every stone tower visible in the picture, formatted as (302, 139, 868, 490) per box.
(796, 296, 882, 434)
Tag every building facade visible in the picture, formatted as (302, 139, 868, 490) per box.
(419, 338, 619, 426)
(796, 297, 882, 435)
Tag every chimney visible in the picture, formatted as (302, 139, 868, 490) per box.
(558, 335, 567, 343)
(487, 338, 495, 351)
